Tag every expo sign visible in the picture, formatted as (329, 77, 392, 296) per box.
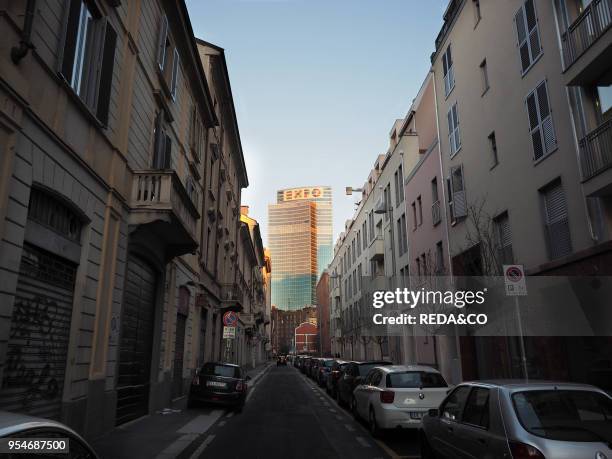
(282, 187, 324, 201)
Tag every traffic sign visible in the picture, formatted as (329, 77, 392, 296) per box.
(223, 311, 238, 327)
(503, 264, 527, 296)
(223, 326, 236, 339)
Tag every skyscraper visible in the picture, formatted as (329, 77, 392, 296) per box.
(269, 186, 332, 311)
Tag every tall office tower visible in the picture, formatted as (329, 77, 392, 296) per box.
(269, 186, 332, 311)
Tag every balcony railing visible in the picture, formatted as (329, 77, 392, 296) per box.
(130, 170, 200, 255)
(580, 118, 612, 180)
(219, 283, 244, 312)
(432, 200, 441, 226)
(368, 236, 384, 262)
(561, 0, 612, 69)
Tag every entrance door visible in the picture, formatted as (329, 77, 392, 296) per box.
(116, 255, 157, 425)
(0, 244, 76, 419)
(172, 313, 187, 399)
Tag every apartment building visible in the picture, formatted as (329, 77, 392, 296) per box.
(0, 0, 256, 438)
(429, 0, 612, 385)
(315, 271, 331, 357)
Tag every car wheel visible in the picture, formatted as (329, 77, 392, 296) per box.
(420, 431, 437, 459)
(369, 408, 381, 438)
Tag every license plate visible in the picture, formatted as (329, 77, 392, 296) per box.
(206, 381, 227, 388)
(410, 412, 424, 419)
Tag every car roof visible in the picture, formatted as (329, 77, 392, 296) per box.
(377, 365, 441, 374)
(354, 360, 393, 365)
(0, 411, 91, 445)
(459, 380, 605, 392)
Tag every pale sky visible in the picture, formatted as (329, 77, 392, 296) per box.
(186, 0, 448, 246)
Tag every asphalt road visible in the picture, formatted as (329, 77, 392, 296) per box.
(180, 365, 394, 459)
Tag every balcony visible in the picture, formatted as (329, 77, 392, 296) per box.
(219, 283, 244, 312)
(432, 200, 442, 226)
(368, 236, 384, 262)
(580, 119, 612, 184)
(129, 170, 200, 258)
(561, 0, 612, 86)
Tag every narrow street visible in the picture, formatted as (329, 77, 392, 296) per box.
(175, 365, 420, 459)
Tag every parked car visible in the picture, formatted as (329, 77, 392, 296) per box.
(300, 357, 312, 374)
(309, 358, 321, 379)
(0, 411, 98, 458)
(277, 355, 287, 366)
(293, 355, 302, 368)
(315, 358, 334, 387)
(189, 362, 250, 411)
(326, 359, 348, 397)
(351, 365, 448, 436)
(421, 381, 612, 459)
(336, 360, 392, 407)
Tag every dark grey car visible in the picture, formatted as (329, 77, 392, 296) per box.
(421, 380, 612, 459)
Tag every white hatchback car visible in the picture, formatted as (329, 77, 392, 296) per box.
(351, 365, 449, 436)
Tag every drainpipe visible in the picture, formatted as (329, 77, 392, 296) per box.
(11, 0, 37, 65)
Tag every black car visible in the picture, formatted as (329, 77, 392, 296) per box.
(315, 358, 334, 386)
(309, 358, 321, 379)
(336, 360, 393, 406)
(301, 357, 312, 374)
(277, 355, 287, 366)
(326, 359, 348, 397)
(189, 362, 250, 411)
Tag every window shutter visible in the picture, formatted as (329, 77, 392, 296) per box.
(152, 112, 164, 169)
(515, 6, 530, 72)
(60, 0, 83, 81)
(451, 165, 467, 218)
(452, 104, 460, 150)
(525, 0, 541, 60)
(536, 82, 556, 153)
(543, 182, 572, 258)
(171, 48, 180, 99)
(447, 108, 454, 153)
(544, 184, 568, 224)
(157, 15, 169, 70)
(96, 22, 117, 125)
(164, 134, 172, 169)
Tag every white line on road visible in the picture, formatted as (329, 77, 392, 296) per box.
(177, 410, 224, 434)
(218, 420, 226, 427)
(188, 434, 216, 459)
(328, 408, 337, 413)
(225, 412, 234, 418)
(344, 424, 355, 432)
(356, 436, 371, 448)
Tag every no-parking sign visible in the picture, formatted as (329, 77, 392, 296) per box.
(503, 264, 527, 296)
(223, 311, 238, 327)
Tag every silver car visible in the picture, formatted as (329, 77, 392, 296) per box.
(421, 380, 612, 459)
(0, 411, 98, 458)
(352, 365, 449, 436)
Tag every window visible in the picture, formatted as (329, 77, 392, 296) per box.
(515, 0, 542, 74)
(362, 222, 367, 250)
(526, 81, 556, 161)
(494, 212, 514, 266)
(541, 180, 572, 259)
(436, 241, 445, 274)
(156, 14, 180, 100)
(441, 386, 472, 421)
(447, 102, 461, 156)
(386, 371, 447, 388)
(417, 196, 423, 226)
(411, 202, 417, 229)
(488, 131, 498, 167)
(186, 177, 198, 206)
(394, 165, 405, 205)
(480, 59, 489, 94)
(397, 216, 407, 256)
(442, 44, 455, 96)
(432, 178, 441, 226)
(447, 164, 467, 222)
(60, 0, 117, 125)
(473, 0, 482, 25)
(152, 111, 172, 169)
(463, 388, 490, 429)
(383, 184, 391, 221)
(189, 105, 206, 162)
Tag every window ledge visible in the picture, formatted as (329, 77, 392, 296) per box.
(481, 86, 489, 97)
(533, 146, 558, 166)
(490, 161, 499, 171)
(444, 83, 456, 100)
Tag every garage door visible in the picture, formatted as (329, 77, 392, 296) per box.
(0, 244, 76, 419)
(116, 255, 157, 425)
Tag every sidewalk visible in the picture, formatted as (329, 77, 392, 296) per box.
(91, 361, 273, 459)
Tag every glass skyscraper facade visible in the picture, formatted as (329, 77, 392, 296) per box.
(269, 186, 332, 311)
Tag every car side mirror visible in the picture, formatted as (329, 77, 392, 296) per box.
(428, 408, 439, 417)
(246, 375, 252, 381)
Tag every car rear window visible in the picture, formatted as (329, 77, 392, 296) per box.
(323, 360, 334, 367)
(386, 371, 448, 388)
(201, 364, 240, 378)
(512, 390, 612, 442)
(358, 362, 391, 376)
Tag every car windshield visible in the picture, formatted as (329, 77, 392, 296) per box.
(201, 364, 240, 378)
(386, 371, 448, 388)
(358, 362, 391, 376)
(512, 390, 612, 442)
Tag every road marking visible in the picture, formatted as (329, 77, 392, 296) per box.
(188, 434, 216, 459)
(374, 439, 417, 459)
(356, 436, 371, 448)
(335, 415, 342, 421)
(344, 424, 355, 432)
(154, 433, 199, 459)
(328, 408, 337, 413)
(225, 412, 234, 418)
(177, 410, 224, 434)
(218, 420, 226, 427)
